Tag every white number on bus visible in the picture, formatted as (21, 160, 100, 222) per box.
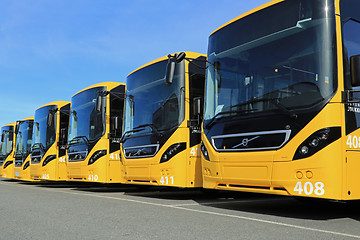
(190, 147, 199, 156)
(59, 157, 66, 163)
(109, 153, 120, 160)
(42, 174, 50, 179)
(346, 135, 360, 148)
(160, 176, 174, 185)
(294, 182, 325, 196)
(88, 174, 99, 181)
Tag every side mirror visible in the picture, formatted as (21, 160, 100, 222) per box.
(175, 52, 186, 63)
(15, 124, 20, 135)
(165, 52, 187, 85)
(194, 97, 202, 116)
(47, 112, 54, 126)
(165, 57, 176, 85)
(113, 116, 120, 130)
(47, 108, 58, 126)
(96, 95, 102, 112)
(351, 55, 360, 87)
(60, 128, 67, 141)
(129, 95, 135, 116)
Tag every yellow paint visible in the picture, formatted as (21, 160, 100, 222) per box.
(201, 0, 360, 200)
(122, 52, 205, 188)
(67, 82, 126, 183)
(13, 116, 38, 182)
(0, 122, 16, 179)
(30, 101, 70, 181)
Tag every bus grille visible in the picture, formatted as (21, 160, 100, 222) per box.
(124, 144, 159, 158)
(211, 130, 291, 152)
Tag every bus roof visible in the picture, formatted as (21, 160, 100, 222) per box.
(35, 101, 70, 111)
(20, 116, 34, 121)
(210, 0, 284, 36)
(127, 51, 206, 78)
(1, 122, 16, 128)
(72, 82, 125, 97)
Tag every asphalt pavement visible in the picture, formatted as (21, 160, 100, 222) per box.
(1, 178, 360, 240)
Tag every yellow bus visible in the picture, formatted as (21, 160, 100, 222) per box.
(14, 117, 34, 181)
(67, 82, 125, 183)
(30, 101, 70, 181)
(0, 123, 16, 179)
(201, 0, 360, 200)
(122, 52, 206, 188)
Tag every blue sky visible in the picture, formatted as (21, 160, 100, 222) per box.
(0, 0, 269, 127)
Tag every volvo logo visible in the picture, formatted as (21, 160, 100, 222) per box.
(133, 149, 144, 156)
(232, 136, 260, 148)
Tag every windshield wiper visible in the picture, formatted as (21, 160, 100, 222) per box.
(133, 124, 162, 136)
(229, 97, 298, 119)
(68, 136, 90, 146)
(268, 98, 298, 120)
(32, 143, 46, 152)
(120, 128, 148, 143)
(121, 124, 163, 143)
(204, 97, 300, 130)
(204, 109, 257, 130)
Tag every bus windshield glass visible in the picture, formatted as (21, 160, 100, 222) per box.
(124, 60, 185, 136)
(32, 105, 57, 151)
(68, 87, 106, 143)
(15, 121, 33, 156)
(0, 126, 14, 157)
(204, 0, 336, 123)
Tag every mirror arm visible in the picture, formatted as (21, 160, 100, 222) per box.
(184, 57, 213, 69)
(109, 92, 126, 100)
(58, 109, 70, 116)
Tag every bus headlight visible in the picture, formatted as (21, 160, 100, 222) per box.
(293, 127, 341, 160)
(160, 142, 186, 163)
(88, 150, 107, 165)
(42, 155, 56, 166)
(23, 161, 30, 170)
(200, 142, 210, 161)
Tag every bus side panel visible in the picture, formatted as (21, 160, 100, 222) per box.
(201, 134, 274, 190)
(344, 128, 360, 200)
(1, 160, 14, 179)
(346, 150, 360, 199)
(57, 155, 67, 180)
(272, 140, 343, 200)
(14, 159, 32, 181)
(67, 161, 86, 181)
(108, 150, 123, 183)
(150, 150, 188, 187)
(187, 143, 203, 188)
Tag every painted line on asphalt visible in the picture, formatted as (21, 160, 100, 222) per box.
(1, 180, 360, 239)
(170, 198, 282, 207)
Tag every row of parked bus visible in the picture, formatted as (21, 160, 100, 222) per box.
(2, 0, 360, 201)
(0, 52, 206, 188)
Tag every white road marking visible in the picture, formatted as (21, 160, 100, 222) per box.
(170, 199, 282, 207)
(1, 180, 360, 239)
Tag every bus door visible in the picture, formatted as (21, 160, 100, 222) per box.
(343, 14, 360, 199)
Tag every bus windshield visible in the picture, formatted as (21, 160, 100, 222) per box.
(32, 105, 57, 152)
(68, 87, 106, 143)
(124, 60, 185, 136)
(204, 0, 336, 124)
(15, 121, 33, 156)
(0, 126, 14, 157)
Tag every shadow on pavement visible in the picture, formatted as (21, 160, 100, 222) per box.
(2, 177, 360, 221)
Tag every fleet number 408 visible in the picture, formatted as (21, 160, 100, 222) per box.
(347, 135, 360, 148)
(294, 182, 325, 196)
